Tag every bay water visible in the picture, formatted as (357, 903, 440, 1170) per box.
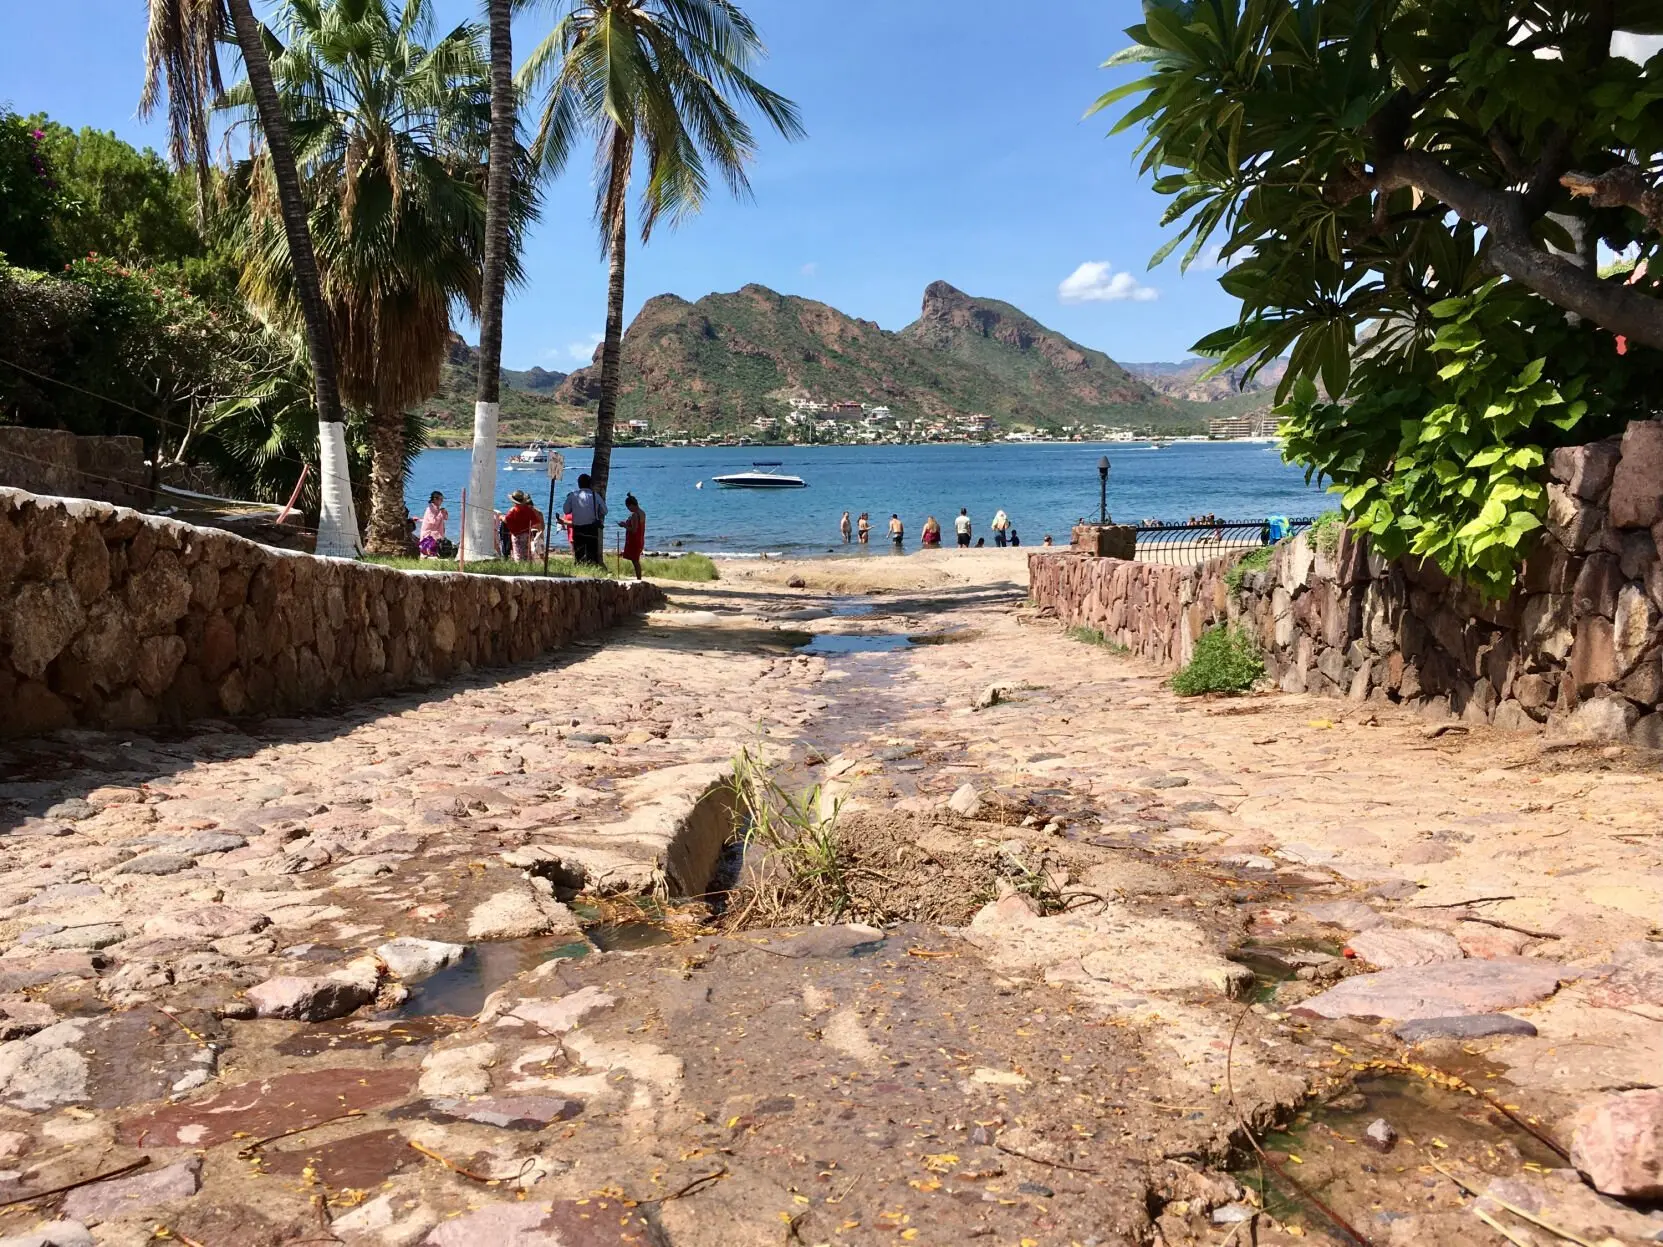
(405, 441, 1332, 556)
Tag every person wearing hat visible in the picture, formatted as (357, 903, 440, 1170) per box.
(563, 473, 608, 566)
(504, 490, 544, 562)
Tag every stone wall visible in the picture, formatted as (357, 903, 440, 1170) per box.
(0, 428, 153, 510)
(1028, 422, 1663, 743)
(0, 488, 664, 739)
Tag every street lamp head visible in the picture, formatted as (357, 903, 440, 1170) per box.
(1097, 455, 1110, 477)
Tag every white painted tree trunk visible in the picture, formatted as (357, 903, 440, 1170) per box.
(462, 401, 500, 561)
(314, 420, 362, 559)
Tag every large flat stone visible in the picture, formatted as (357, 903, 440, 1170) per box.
(1294, 957, 1568, 1021)
(61, 1157, 201, 1223)
(118, 1067, 416, 1148)
(1345, 925, 1464, 968)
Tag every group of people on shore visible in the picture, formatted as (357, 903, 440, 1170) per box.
(838, 507, 1049, 551)
(412, 478, 648, 578)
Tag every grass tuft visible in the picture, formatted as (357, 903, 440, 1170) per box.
(364, 552, 717, 582)
(1172, 625, 1264, 696)
(1225, 545, 1275, 592)
(726, 748, 849, 926)
(1307, 511, 1343, 556)
(1066, 625, 1130, 654)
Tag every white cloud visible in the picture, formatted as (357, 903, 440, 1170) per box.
(800, 261, 818, 277)
(1057, 261, 1158, 304)
(566, 333, 604, 364)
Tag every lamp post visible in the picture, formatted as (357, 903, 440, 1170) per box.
(1097, 455, 1111, 524)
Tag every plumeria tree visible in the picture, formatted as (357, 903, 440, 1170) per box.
(1099, 0, 1663, 593)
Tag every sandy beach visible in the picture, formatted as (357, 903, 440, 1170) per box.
(711, 544, 1033, 593)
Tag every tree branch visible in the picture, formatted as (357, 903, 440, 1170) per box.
(1561, 165, 1663, 233)
(1375, 150, 1663, 350)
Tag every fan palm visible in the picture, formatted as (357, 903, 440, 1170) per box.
(222, 0, 534, 553)
(142, 0, 362, 557)
(462, 0, 518, 563)
(519, 0, 803, 497)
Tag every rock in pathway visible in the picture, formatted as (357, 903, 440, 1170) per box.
(61, 1157, 201, 1223)
(0, 1221, 93, 1247)
(946, 783, 983, 818)
(1345, 925, 1464, 968)
(244, 957, 382, 1022)
(1570, 1088, 1663, 1199)
(376, 937, 467, 982)
(467, 886, 582, 941)
(1295, 957, 1566, 1021)
(1392, 1014, 1537, 1043)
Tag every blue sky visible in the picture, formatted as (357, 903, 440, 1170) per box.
(1, 0, 1242, 371)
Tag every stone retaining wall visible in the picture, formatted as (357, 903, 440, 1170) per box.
(0, 488, 664, 739)
(0, 428, 152, 510)
(1029, 422, 1663, 743)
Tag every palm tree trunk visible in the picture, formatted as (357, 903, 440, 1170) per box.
(463, 0, 515, 562)
(365, 410, 412, 554)
(591, 138, 629, 500)
(224, 0, 361, 558)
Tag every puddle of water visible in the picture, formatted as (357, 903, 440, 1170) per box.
(797, 633, 913, 655)
(399, 937, 590, 1018)
(830, 601, 875, 617)
(589, 920, 680, 952)
(1237, 1072, 1564, 1237)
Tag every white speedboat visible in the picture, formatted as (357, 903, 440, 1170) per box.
(504, 442, 553, 471)
(712, 462, 807, 489)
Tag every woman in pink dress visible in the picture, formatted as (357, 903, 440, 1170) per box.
(418, 492, 448, 556)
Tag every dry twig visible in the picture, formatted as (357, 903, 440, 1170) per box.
(0, 1155, 151, 1210)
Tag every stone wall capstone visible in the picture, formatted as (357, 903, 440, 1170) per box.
(0, 428, 153, 510)
(0, 487, 665, 738)
(1028, 423, 1663, 744)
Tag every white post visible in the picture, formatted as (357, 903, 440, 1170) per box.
(463, 400, 500, 562)
(314, 420, 362, 559)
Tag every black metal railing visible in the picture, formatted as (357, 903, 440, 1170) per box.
(1131, 517, 1315, 565)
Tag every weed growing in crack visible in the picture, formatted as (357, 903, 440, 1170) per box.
(1066, 626, 1130, 654)
(1172, 625, 1264, 696)
(726, 748, 850, 926)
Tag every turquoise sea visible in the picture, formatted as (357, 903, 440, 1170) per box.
(404, 440, 1333, 556)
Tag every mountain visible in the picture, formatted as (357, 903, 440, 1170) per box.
(1124, 357, 1287, 403)
(503, 364, 568, 393)
(554, 281, 1204, 434)
(421, 334, 585, 445)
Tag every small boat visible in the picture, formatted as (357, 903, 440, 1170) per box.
(712, 462, 807, 489)
(504, 442, 553, 470)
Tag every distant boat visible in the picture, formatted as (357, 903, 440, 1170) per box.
(504, 442, 554, 471)
(712, 462, 807, 489)
(1148, 439, 1171, 450)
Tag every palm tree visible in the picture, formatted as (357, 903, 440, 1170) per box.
(462, 0, 517, 563)
(142, 0, 362, 558)
(222, 0, 533, 553)
(519, 0, 803, 497)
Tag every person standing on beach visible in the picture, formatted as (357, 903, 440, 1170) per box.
(857, 513, 871, 544)
(888, 513, 904, 550)
(922, 516, 941, 547)
(563, 473, 608, 565)
(618, 494, 647, 580)
(840, 511, 852, 543)
(954, 508, 972, 548)
(991, 509, 1011, 547)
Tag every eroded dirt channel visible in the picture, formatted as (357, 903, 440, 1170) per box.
(0, 561, 1661, 1245)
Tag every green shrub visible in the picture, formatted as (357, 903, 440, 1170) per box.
(1172, 625, 1264, 696)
